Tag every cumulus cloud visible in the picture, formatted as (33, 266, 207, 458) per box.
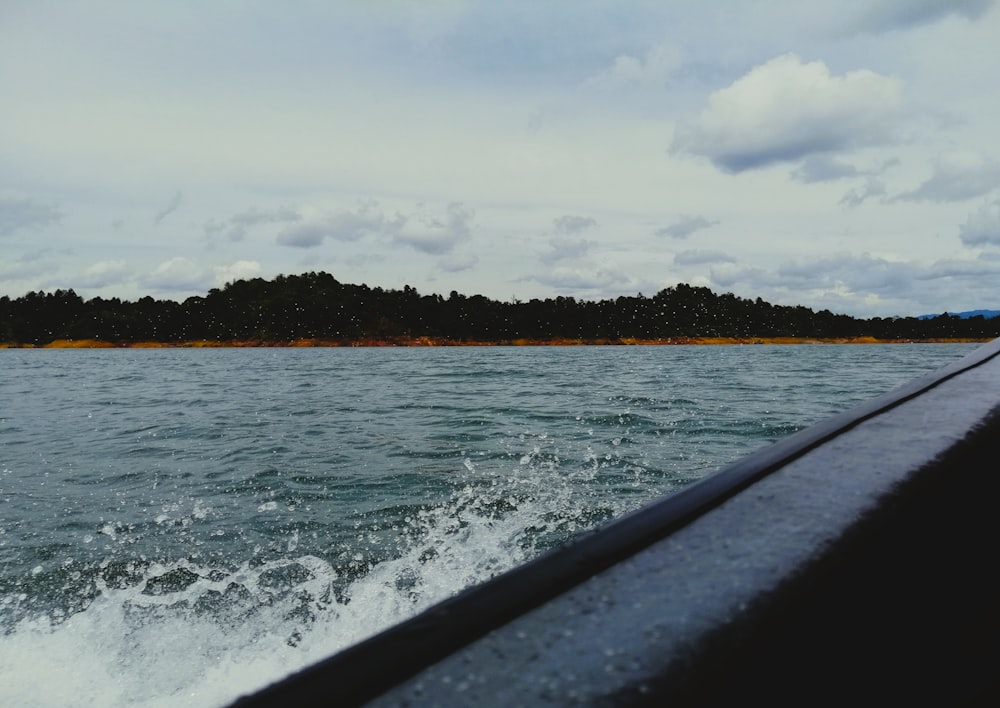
(959, 200, 1000, 246)
(141, 257, 213, 292)
(655, 215, 719, 239)
(205, 207, 300, 243)
(214, 260, 262, 285)
(672, 54, 902, 173)
(140, 258, 263, 293)
(154, 190, 182, 224)
(853, 0, 995, 33)
(277, 201, 394, 248)
(0, 193, 63, 235)
(78, 260, 132, 288)
(275, 200, 472, 253)
(394, 202, 473, 255)
(892, 151, 1000, 203)
(584, 43, 681, 90)
(674, 249, 736, 265)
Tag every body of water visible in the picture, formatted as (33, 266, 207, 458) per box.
(0, 343, 978, 706)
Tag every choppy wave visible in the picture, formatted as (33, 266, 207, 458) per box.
(1, 446, 638, 706)
(0, 344, 977, 706)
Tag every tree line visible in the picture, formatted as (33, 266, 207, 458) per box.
(1, 271, 997, 345)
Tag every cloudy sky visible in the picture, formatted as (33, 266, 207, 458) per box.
(2, 0, 999, 317)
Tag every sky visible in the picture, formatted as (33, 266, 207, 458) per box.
(2, 0, 1000, 318)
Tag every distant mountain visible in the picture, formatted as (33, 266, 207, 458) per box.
(918, 309, 1000, 320)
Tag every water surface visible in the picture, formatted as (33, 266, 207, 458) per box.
(0, 344, 976, 706)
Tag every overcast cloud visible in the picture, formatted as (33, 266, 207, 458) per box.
(154, 191, 183, 225)
(892, 151, 1000, 203)
(2, 0, 999, 317)
(674, 250, 737, 266)
(853, 0, 994, 32)
(959, 200, 1000, 246)
(656, 215, 720, 240)
(0, 194, 63, 235)
(205, 207, 301, 244)
(791, 156, 864, 184)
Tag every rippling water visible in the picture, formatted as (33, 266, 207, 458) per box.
(0, 343, 976, 706)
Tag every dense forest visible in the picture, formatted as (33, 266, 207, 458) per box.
(2, 271, 998, 346)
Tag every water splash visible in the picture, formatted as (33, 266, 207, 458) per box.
(0, 442, 644, 708)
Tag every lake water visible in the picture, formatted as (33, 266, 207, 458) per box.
(0, 343, 978, 706)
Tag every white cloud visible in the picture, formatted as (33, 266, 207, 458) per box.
(2, 2, 1000, 318)
(141, 257, 212, 292)
(958, 200, 1000, 246)
(583, 43, 681, 90)
(672, 54, 903, 173)
(274, 200, 473, 254)
(394, 202, 473, 255)
(138, 258, 263, 294)
(277, 201, 393, 248)
(655, 215, 719, 239)
(214, 260, 262, 285)
(78, 260, 131, 289)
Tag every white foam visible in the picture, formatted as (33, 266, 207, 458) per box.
(0, 450, 642, 707)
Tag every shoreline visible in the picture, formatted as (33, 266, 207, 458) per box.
(2, 336, 991, 349)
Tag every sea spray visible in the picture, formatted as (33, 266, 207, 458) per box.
(0, 437, 643, 707)
(1, 344, 976, 706)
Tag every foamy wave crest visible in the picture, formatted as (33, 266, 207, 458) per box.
(0, 447, 631, 707)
